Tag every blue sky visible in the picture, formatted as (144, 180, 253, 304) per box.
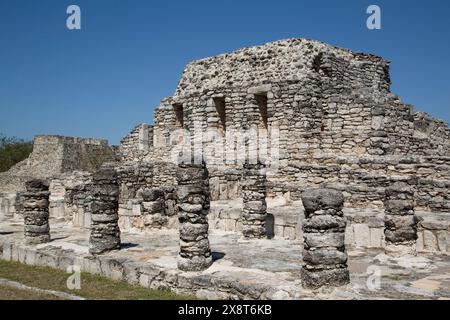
(0, 0, 449, 145)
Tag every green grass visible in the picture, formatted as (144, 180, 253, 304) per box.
(0, 260, 194, 300)
(0, 284, 63, 300)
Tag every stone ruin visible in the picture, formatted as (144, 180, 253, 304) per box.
(301, 189, 349, 289)
(0, 38, 449, 297)
(21, 180, 51, 245)
(384, 182, 418, 256)
(89, 165, 121, 255)
(241, 162, 268, 239)
(176, 162, 213, 271)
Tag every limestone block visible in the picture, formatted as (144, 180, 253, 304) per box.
(225, 219, 236, 232)
(219, 184, 228, 200)
(369, 228, 384, 248)
(353, 224, 370, 247)
(2, 243, 12, 261)
(274, 225, 284, 238)
(344, 226, 354, 246)
(423, 230, 438, 252)
(132, 204, 142, 216)
(436, 231, 449, 252)
(416, 231, 424, 252)
(284, 226, 297, 240)
(304, 233, 344, 248)
(301, 268, 350, 290)
(24, 248, 37, 266)
(227, 181, 240, 199)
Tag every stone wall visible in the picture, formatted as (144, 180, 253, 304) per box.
(117, 162, 153, 230)
(6, 38, 440, 256)
(274, 155, 450, 212)
(49, 179, 66, 219)
(120, 124, 154, 162)
(0, 135, 117, 229)
(117, 161, 177, 231)
(62, 171, 93, 228)
(126, 38, 449, 214)
(208, 201, 450, 253)
(175, 39, 390, 96)
(0, 193, 17, 218)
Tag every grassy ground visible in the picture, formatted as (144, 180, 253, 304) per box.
(0, 260, 194, 300)
(0, 284, 63, 300)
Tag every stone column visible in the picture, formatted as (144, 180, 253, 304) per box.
(141, 188, 167, 228)
(89, 166, 121, 255)
(384, 182, 417, 256)
(22, 180, 51, 245)
(176, 163, 212, 271)
(301, 189, 350, 289)
(241, 162, 267, 239)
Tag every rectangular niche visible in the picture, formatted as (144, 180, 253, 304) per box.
(213, 97, 226, 132)
(173, 103, 184, 128)
(255, 93, 268, 129)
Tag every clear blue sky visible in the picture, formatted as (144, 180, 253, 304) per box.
(1, 0, 449, 145)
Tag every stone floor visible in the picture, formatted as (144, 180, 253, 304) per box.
(0, 215, 449, 300)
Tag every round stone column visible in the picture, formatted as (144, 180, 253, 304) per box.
(241, 162, 267, 239)
(89, 166, 121, 255)
(384, 182, 418, 256)
(22, 180, 51, 245)
(301, 188, 350, 289)
(176, 163, 212, 271)
(141, 187, 167, 228)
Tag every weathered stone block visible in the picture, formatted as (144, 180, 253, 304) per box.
(353, 224, 370, 247)
(301, 189, 344, 214)
(301, 268, 350, 290)
(423, 230, 438, 251)
(304, 233, 345, 249)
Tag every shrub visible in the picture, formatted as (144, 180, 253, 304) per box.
(0, 134, 33, 172)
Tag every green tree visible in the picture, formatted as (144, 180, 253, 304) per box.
(0, 134, 33, 172)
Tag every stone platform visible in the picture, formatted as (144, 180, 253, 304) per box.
(1, 216, 449, 300)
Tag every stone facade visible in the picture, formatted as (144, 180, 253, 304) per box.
(131, 39, 448, 212)
(120, 123, 153, 162)
(61, 171, 93, 228)
(116, 161, 177, 231)
(102, 39, 449, 244)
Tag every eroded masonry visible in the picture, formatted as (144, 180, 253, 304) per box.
(1, 39, 449, 298)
